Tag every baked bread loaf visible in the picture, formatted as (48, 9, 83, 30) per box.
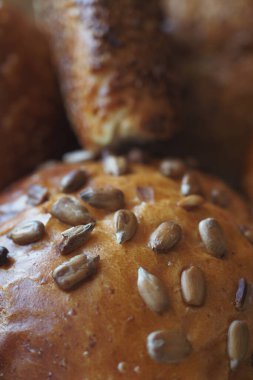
(35, 0, 179, 150)
(0, 5, 75, 189)
(0, 154, 253, 379)
(162, 0, 253, 183)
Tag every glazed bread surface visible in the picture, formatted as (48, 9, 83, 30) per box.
(0, 155, 253, 379)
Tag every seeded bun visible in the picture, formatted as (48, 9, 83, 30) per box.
(0, 155, 253, 379)
(0, 5, 75, 189)
(35, 0, 179, 150)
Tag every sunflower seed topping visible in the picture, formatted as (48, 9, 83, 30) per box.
(181, 266, 206, 306)
(53, 253, 100, 291)
(80, 187, 125, 211)
(211, 188, 230, 208)
(62, 150, 97, 164)
(228, 320, 249, 370)
(103, 155, 128, 176)
(27, 184, 49, 206)
(235, 278, 248, 311)
(239, 225, 253, 244)
(147, 330, 192, 363)
(181, 172, 202, 196)
(8, 220, 45, 245)
(199, 218, 227, 258)
(177, 194, 205, 211)
(114, 209, 137, 244)
(137, 267, 169, 313)
(51, 197, 94, 226)
(0, 246, 9, 265)
(149, 221, 182, 253)
(160, 159, 186, 179)
(59, 223, 95, 255)
(60, 169, 87, 193)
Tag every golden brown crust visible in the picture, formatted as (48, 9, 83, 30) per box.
(0, 5, 75, 189)
(0, 157, 253, 379)
(162, 0, 253, 183)
(36, 0, 179, 149)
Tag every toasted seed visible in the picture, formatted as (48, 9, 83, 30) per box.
(62, 150, 97, 164)
(149, 221, 182, 253)
(181, 266, 206, 306)
(27, 184, 49, 206)
(53, 253, 100, 291)
(239, 225, 253, 244)
(127, 148, 148, 164)
(59, 223, 95, 255)
(0, 246, 8, 265)
(137, 267, 169, 313)
(136, 186, 154, 203)
(160, 159, 186, 179)
(181, 172, 202, 196)
(114, 209, 137, 244)
(80, 187, 125, 211)
(235, 278, 248, 311)
(147, 330, 192, 363)
(211, 188, 230, 208)
(51, 197, 94, 226)
(8, 220, 45, 245)
(103, 155, 128, 176)
(177, 194, 205, 211)
(60, 169, 87, 193)
(199, 218, 227, 258)
(228, 320, 249, 370)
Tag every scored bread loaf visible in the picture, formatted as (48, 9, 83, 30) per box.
(0, 5, 75, 190)
(35, 0, 180, 150)
(0, 153, 253, 379)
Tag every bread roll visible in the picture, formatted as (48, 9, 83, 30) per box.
(162, 0, 253, 183)
(35, 0, 179, 150)
(0, 154, 253, 379)
(0, 5, 75, 189)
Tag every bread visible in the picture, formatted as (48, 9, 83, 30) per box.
(35, 0, 179, 150)
(0, 5, 76, 190)
(0, 154, 253, 379)
(162, 0, 253, 184)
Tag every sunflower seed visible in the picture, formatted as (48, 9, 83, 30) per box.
(114, 210, 137, 244)
(0, 246, 8, 265)
(62, 150, 97, 164)
(127, 148, 148, 163)
(181, 172, 202, 196)
(53, 253, 100, 291)
(239, 225, 253, 244)
(147, 330, 192, 363)
(228, 320, 249, 370)
(137, 267, 169, 313)
(59, 223, 95, 255)
(27, 184, 49, 206)
(211, 188, 230, 208)
(177, 195, 205, 211)
(235, 278, 248, 311)
(8, 220, 45, 245)
(103, 155, 128, 176)
(160, 159, 186, 179)
(60, 169, 87, 193)
(149, 221, 182, 253)
(80, 187, 125, 211)
(51, 197, 94, 226)
(199, 218, 227, 258)
(136, 186, 154, 202)
(181, 266, 206, 306)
